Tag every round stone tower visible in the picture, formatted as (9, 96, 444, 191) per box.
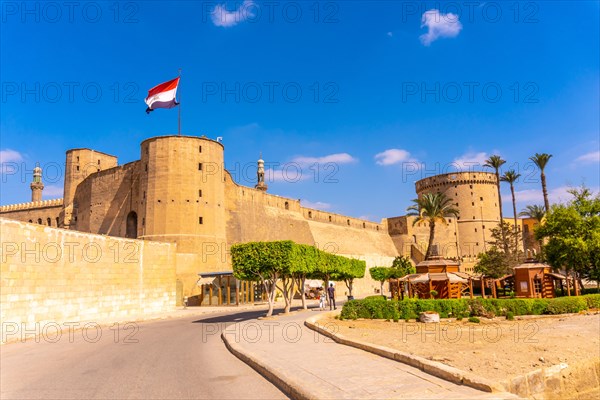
(139, 135, 228, 275)
(415, 171, 500, 263)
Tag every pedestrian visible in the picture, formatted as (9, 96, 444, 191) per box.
(327, 283, 336, 310)
(318, 287, 326, 310)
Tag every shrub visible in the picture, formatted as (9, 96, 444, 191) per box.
(546, 297, 588, 314)
(468, 316, 480, 323)
(584, 294, 600, 309)
(506, 312, 515, 320)
(340, 294, 600, 320)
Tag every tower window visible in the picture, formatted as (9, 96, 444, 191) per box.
(472, 202, 475, 206)
(199, 146, 202, 153)
(199, 217, 203, 224)
(475, 228, 478, 232)
(97, 159, 100, 165)
(76, 166, 80, 171)
(329, 216, 332, 222)
(284, 201, 289, 210)
(198, 163, 203, 171)
(473, 216, 476, 219)
(37, 218, 42, 224)
(480, 197, 483, 201)
(363, 222, 366, 228)
(470, 185, 473, 189)
(308, 211, 312, 218)
(143, 191, 146, 199)
(347, 219, 350, 226)
(47, 218, 51, 226)
(145, 164, 148, 172)
(483, 225, 486, 229)
(29, 219, 32, 223)
(199, 189, 202, 197)
(77, 156, 79, 162)
(142, 217, 145, 226)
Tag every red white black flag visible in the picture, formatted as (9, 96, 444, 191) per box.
(145, 77, 180, 114)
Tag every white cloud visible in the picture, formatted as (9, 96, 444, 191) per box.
(452, 151, 489, 170)
(43, 185, 64, 198)
(419, 9, 463, 46)
(387, 32, 393, 37)
(511, 186, 599, 205)
(575, 151, 600, 164)
(0, 149, 23, 175)
(291, 153, 357, 166)
(211, 0, 256, 27)
(375, 149, 416, 166)
(301, 200, 332, 211)
(264, 167, 309, 183)
(0, 149, 22, 164)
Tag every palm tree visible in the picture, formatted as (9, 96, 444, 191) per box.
(519, 204, 546, 258)
(519, 204, 545, 223)
(529, 153, 553, 212)
(501, 170, 522, 255)
(484, 155, 507, 252)
(406, 193, 459, 260)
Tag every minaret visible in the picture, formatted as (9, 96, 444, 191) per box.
(255, 153, 268, 192)
(30, 163, 44, 202)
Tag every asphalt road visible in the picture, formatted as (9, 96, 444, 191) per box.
(1, 309, 288, 400)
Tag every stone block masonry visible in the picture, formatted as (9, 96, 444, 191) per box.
(0, 218, 177, 342)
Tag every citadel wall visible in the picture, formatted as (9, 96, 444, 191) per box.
(0, 218, 176, 342)
(0, 200, 63, 228)
(71, 161, 142, 237)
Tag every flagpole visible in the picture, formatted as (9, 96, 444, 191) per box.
(178, 68, 182, 136)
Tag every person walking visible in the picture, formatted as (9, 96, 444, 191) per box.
(318, 287, 326, 310)
(327, 283, 336, 310)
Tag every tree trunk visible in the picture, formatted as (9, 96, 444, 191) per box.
(380, 281, 384, 296)
(510, 183, 519, 258)
(300, 276, 307, 310)
(425, 221, 435, 260)
(541, 171, 550, 213)
(496, 171, 509, 253)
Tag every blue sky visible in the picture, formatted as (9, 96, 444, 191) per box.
(1, 0, 599, 221)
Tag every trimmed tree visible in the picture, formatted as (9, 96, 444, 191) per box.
(369, 267, 390, 296)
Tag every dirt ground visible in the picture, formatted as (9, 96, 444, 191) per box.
(324, 312, 600, 382)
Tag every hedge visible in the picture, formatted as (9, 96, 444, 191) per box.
(340, 294, 600, 320)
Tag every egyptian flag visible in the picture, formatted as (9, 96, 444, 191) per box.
(145, 77, 180, 114)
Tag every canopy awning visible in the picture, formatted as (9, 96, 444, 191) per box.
(547, 272, 567, 280)
(399, 272, 469, 284)
(197, 277, 216, 286)
(304, 279, 323, 288)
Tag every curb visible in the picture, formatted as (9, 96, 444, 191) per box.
(304, 314, 510, 395)
(221, 330, 333, 400)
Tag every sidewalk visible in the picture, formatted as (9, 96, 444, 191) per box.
(221, 308, 517, 400)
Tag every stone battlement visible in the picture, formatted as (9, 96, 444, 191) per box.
(416, 171, 497, 193)
(0, 198, 63, 212)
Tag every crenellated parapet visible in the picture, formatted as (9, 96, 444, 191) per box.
(0, 198, 64, 213)
(416, 171, 497, 193)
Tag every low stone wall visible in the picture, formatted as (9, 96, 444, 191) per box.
(0, 218, 177, 343)
(502, 359, 600, 399)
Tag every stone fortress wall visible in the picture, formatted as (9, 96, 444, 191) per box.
(0, 218, 177, 343)
(1, 135, 515, 302)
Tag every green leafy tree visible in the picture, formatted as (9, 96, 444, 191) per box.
(369, 267, 390, 295)
(536, 187, 600, 292)
(501, 169, 522, 255)
(485, 155, 508, 252)
(332, 259, 366, 298)
(529, 153, 553, 212)
(406, 192, 459, 260)
(390, 255, 416, 278)
(474, 248, 512, 278)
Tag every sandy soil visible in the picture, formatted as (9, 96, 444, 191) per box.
(324, 313, 600, 381)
